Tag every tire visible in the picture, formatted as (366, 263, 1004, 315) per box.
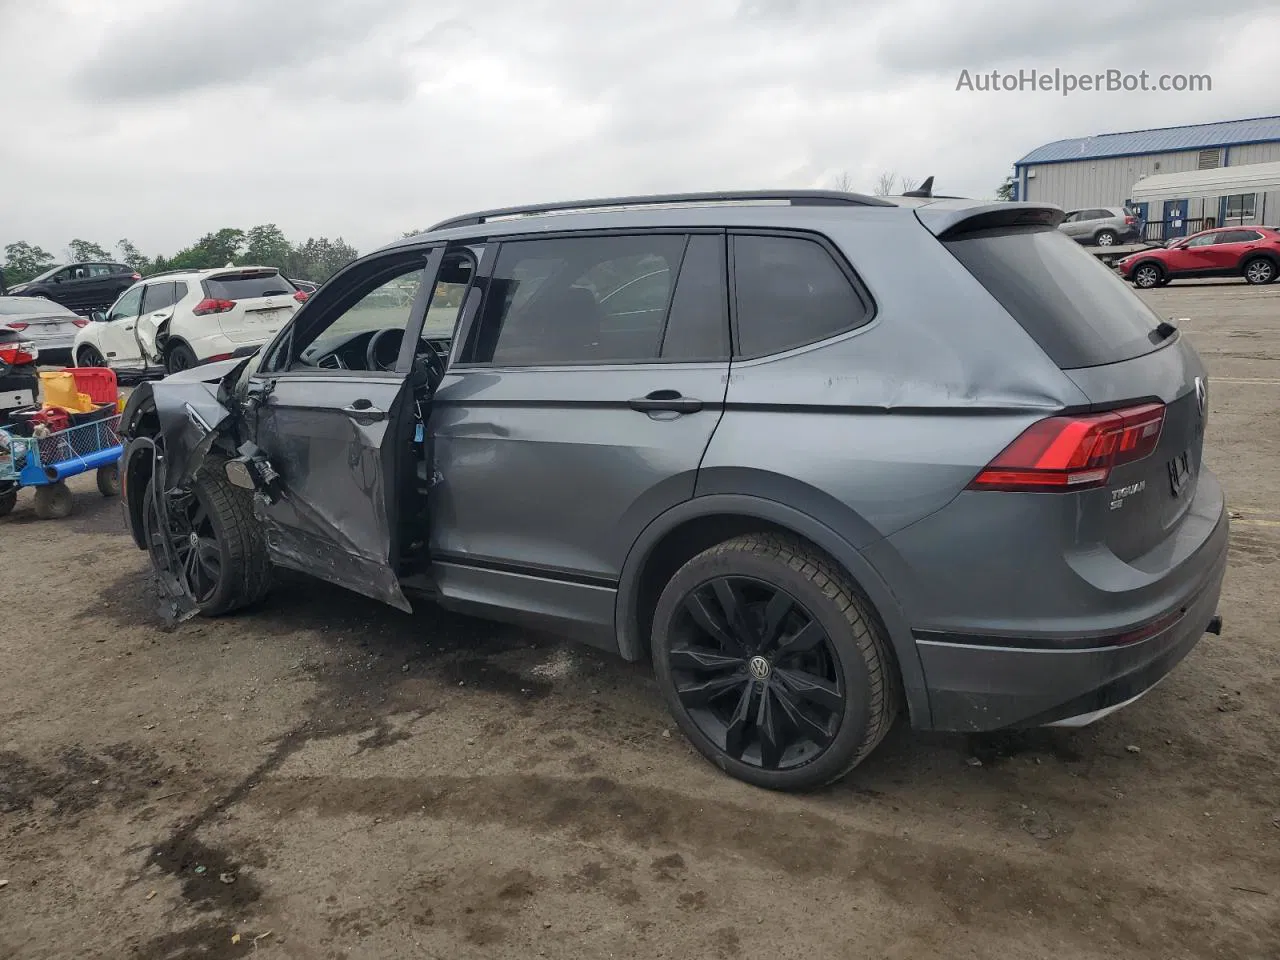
(1095, 229, 1118, 246)
(1242, 257, 1277, 285)
(141, 459, 272, 616)
(77, 346, 107, 368)
(96, 464, 120, 497)
(651, 533, 899, 791)
(1132, 263, 1163, 289)
(165, 342, 198, 375)
(33, 481, 73, 520)
(0, 486, 16, 518)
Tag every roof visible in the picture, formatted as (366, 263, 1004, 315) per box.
(1130, 160, 1280, 200)
(1016, 115, 1280, 166)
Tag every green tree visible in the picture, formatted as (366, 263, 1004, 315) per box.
(241, 224, 292, 269)
(285, 236, 359, 282)
(66, 239, 111, 262)
(116, 238, 152, 275)
(996, 174, 1015, 202)
(166, 228, 247, 270)
(2, 241, 57, 284)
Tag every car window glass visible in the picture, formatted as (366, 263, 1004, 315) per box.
(474, 234, 686, 366)
(288, 263, 428, 372)
(109, 286, 143, 320)
(732, 234, 870, 357)
(204, 273, 294, 300)
(422, 254, 475, 339)
(173, 281, 189, 303)
(88, 264, 113, 278)
(660, 234, 729, 361)
(1186, 234, 1217, 247)
(1220, 230, 1259, 243)
(141, 282, 178, 313)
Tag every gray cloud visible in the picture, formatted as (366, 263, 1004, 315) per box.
(1, 0, 1275, 258)
(71, 0, 429, 101)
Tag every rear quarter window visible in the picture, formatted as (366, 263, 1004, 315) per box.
(944, 225, 1162, 369)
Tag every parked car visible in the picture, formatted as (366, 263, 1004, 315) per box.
(74, 267, 304, 374)
(0, 327, 40, 425)
(117, 190, 1227, 791)
(1058, 207, 1141, 246)
(1118, 226, 1280, 288)
(0, 296, 89, 364)
(7, 262, 141, 313)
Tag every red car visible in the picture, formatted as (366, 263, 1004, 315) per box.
(1118, 226, 1280, 288)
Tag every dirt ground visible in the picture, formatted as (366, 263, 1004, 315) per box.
(2, 280, 1278, 960)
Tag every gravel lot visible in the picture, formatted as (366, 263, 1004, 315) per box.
(2, 280, 1278, 960)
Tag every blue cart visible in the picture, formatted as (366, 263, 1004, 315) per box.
(0, 412, 123, 519)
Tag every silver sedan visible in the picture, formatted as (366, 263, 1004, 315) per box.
(0, 296, 88, 361)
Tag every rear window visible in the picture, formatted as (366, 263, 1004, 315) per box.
(203, 272, 295, 300)
(944, 226, 1162, 369)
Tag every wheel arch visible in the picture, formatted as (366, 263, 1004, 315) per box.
(615, 493, 931, 727)
(1240, 251, 1279, 274)
(120, 391, 161, 550)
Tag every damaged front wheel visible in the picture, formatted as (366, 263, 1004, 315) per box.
(142, 457, 272, 616)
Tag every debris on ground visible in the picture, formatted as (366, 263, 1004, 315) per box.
(144, 889, 156, 900)
(1126, 745, 1141, 754)
(967, 757, 983, 767)
(219, 872, 236, 884)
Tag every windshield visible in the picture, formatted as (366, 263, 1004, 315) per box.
(24, 265, 66, 284)
(203, 272, 295, 300)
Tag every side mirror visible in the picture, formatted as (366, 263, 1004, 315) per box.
(91, 310, 108, 322)
(54, 276, 65, 283)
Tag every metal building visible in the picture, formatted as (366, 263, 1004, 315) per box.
(1014, 116, 1280, 239)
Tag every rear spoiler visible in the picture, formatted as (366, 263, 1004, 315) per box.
(914, 202, 1065, 239)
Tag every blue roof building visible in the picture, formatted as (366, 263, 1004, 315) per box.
(1013, 116, 1280, 232)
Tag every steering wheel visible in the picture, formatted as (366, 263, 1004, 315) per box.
(365, 328, 404, 372)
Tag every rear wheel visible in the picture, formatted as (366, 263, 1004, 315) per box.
(33, 481, 73, 520)
(1243, 257, 1277, 285)
(651, 533, 899, 791)
(165, 342, 198, 374)
(1132, 263, 1163, 288)
(1095, 229, 1118, 246)
(0, 486, 16, 518)
(77, 346, 107, 368)
(142, 459, 271, 616)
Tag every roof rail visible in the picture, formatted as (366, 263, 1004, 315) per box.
(427, 190, 893, 231)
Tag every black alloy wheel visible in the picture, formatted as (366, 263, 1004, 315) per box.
(666, 575, 845, 772)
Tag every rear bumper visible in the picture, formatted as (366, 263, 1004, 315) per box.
(915, 514, 1228, 731)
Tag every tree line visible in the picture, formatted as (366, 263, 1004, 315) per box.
(1, 225, 361, 286)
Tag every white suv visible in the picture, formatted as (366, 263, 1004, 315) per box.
(72, 267, 304, 374)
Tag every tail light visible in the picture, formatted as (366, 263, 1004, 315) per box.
(293, 290, 309, 303)
(0, 342, 38, 365)
(72, 318, 90, 328)
(5, 321, 28, 330)
(1124, 216, 1137, 225)
(131, 273, 143, 280)
(192, 298, 236, 316)
(969, 403, 1166, 492)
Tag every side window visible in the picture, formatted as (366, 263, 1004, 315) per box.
(108, 286, 144, 320)
(1087, 209, 1111, 220)
(282, 261, 429, 372)
(173, 281, 189, 304)
(1220, 230, 1260, 244)
(473, 234, 686, 366)
(88, 264, 114, 278)
(141, 282, 178, 313)
(660, 234, 729, 361)
(1186, 233, 1217, 248)
(421, 252, 477, 340)
(731, 234, 871, 358)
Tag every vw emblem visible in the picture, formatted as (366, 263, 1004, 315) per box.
(748, 656, 771, 681)
(1194, 376, 1207, 418)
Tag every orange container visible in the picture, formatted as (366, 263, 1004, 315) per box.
(66, 367, 118, 405)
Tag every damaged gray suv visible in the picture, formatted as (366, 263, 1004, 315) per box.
(118, 189, 1228, 791)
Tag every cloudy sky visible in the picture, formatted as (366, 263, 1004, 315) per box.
(2, 0, 1277, 261)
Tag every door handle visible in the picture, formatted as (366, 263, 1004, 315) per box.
(628, 390, 703, 413)
(124, 324, 135, 330)
(342, 400, 386, 421)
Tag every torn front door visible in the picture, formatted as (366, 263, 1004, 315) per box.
(251, 372, 414, 611)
